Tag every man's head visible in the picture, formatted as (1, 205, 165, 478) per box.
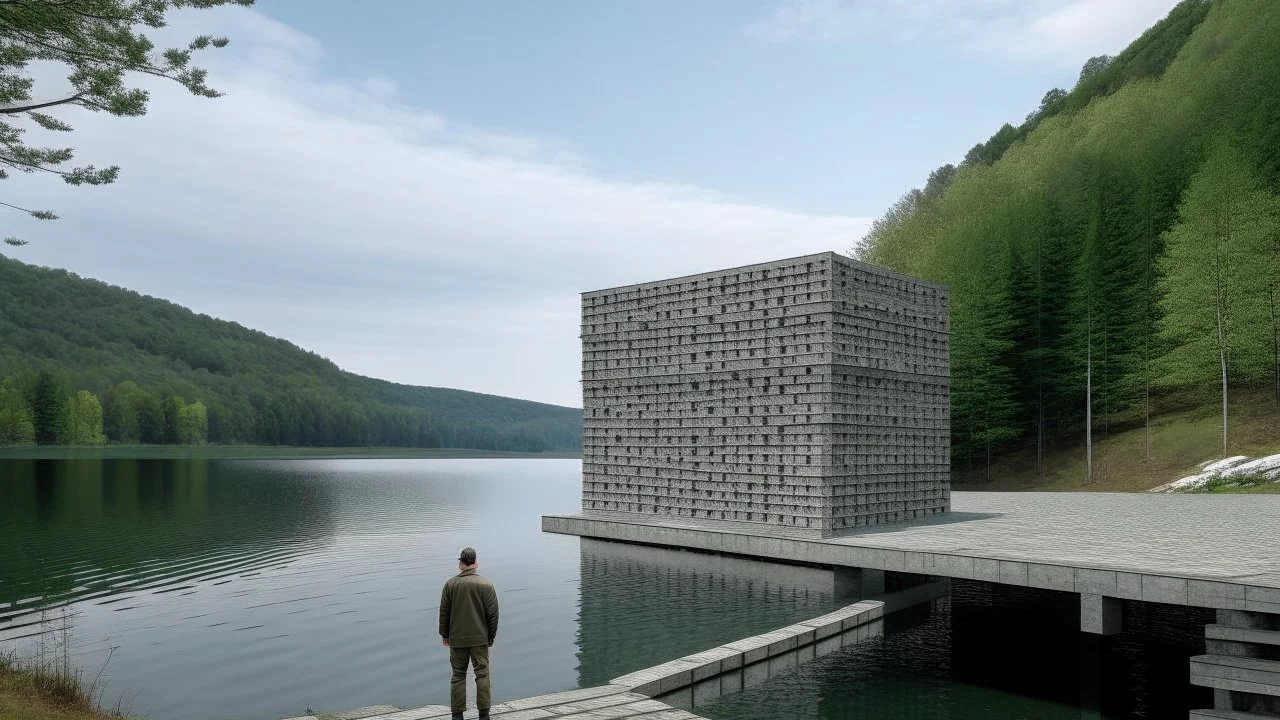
(458, 547, 478, 570)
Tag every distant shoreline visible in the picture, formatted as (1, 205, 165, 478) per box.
(0, 445, 582, 461)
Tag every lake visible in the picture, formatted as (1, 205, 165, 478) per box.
(0, 459, 1211, 719)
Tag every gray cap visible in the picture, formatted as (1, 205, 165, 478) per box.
(459, 547, 477, 565)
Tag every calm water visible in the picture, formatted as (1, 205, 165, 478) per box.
(702, 583, 1213, 720)
(0, 459, 1211, 720)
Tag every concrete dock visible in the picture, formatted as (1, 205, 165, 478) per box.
(284, 596, 920, 720)
(545, 492, 1280, 613)
(285, 688, 704, 720)
(545, 491, 1280, 719)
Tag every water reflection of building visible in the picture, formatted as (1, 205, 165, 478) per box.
(574, 537, 842, 687)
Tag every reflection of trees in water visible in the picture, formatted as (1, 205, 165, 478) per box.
(573, 538, 839, 687)
(0, 459, 339, 625)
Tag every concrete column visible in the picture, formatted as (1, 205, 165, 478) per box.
(1077, 635, 1103, 720)
(1079, 594, 1122, 635)
(835, 567, 885, 600)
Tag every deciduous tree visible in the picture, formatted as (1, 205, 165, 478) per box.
(0, 379, 35, 444)
(1158, 141, 1279, 456)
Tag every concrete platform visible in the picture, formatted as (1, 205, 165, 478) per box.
(285, 686, 705, 720)
(282, 595, 920, 720)
(543, 491, 1280, 613)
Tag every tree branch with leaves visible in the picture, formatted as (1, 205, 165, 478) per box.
(0, 0, 253, 246)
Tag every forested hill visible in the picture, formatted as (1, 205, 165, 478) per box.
(0, 254, 581, 451)
(858, 0, 1280, 477)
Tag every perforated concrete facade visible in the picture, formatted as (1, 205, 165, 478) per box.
(580, 251, 949, 537)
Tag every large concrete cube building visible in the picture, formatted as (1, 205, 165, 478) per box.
(580, 252, 949, 537)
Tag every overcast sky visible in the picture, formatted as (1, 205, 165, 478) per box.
(5, 0, 1179, 408)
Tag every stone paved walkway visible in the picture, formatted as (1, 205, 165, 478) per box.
(289, 685, 704, 720)
(832, 492, 1280, 588)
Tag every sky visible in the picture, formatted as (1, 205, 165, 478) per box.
(5, 0, 1181, 408)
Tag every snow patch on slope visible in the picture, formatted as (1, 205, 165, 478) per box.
(1151, 453, 1280, 492)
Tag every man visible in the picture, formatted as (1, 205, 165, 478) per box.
(439, 547, 499, 720)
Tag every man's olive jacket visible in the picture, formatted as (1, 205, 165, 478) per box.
(439, 568, 499, 648)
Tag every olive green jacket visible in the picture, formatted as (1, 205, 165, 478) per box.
(439, 568, 499, 648)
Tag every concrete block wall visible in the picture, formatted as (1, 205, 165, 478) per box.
(580, 251, 949, 536)
(828, 253, 950, 528)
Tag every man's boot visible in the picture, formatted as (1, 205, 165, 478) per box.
(451, 714, 463, 720)
(479, 711, 490, 719)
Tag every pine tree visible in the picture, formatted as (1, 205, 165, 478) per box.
(29, 369, 65, 444)
(0, 0, 253, 246)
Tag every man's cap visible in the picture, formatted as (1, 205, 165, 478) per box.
(459, 547, 477, 565)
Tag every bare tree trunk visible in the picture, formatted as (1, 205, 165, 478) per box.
(1144, 184, 1154, 463)
(1271, 285, 1279, 405)
(1216, 211, 1231, 459)
(1036, 234, 1045, 479)
(1218, 300, 1228, 458)
(1086, 300, 1093, 485)
(1103, 322, 1110, 442)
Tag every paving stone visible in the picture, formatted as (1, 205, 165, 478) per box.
(362, 706, 452, 720)
(544, 693, 644, 715)
(318, 706, 401, 720)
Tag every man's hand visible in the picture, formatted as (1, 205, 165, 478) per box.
(442, 638, 450, 648)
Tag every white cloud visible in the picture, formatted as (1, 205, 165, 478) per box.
(745, 0, 1181, 66)
(6, 7, 870, 408)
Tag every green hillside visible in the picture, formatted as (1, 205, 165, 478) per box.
(858, 0, 1280, 478)
(0, 254, 582, 452)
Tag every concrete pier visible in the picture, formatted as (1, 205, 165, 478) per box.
(545, 492, 1280, 614)
(545, 491, 1280, 719)
(1080, 594, 1122, 636)
(284, 588, 951, 720)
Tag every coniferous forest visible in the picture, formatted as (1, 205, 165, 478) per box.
(857, 0, 1280, 477)
(5, 0, 1279, 470)
(0, 255, 582, 451)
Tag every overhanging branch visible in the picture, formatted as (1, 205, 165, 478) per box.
(0, 93, 86, 114)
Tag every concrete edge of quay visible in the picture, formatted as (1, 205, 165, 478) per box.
(280, 583, 948, 720)
(540, 513, 1280, 615)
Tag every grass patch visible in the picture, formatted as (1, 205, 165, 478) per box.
(0, 605, 131, 720)
(956, 389, 1280, 492)
(0, 654, 126, 720)
(1190, 472, 1280, 494)
(0, 445, 582, 461)
(1204, 482, 1280, 494)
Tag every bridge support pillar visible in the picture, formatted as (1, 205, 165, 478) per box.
(835, 567, 885, 600)
(1080, 594, 1122, 635)
(1078, 634, 1104, 719)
